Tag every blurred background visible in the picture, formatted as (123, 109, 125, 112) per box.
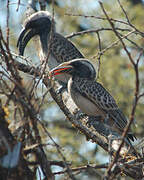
(0, 0, 144, 179)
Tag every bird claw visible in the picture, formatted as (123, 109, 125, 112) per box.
(75, 112, 87, 120)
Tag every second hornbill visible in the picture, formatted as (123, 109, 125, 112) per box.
(50, 59, 136, 142)
(17, 11, 84, 84)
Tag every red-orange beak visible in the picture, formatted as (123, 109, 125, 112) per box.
(49, 63, 73, 77)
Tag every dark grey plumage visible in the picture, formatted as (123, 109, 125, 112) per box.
(50, 59, 135, 141)
(17, 11, 84, 70)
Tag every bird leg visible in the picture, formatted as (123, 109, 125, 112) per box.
(75, 111, 87, 120)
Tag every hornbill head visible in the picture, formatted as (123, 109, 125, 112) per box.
(50, 59, 96, 80)
(17, 11, 55, 56)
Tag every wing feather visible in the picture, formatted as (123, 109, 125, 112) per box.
(76, 79, 128, 130)
(51, 33, 84, 63)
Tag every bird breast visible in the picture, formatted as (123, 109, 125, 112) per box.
(68, 77, 105, 117)
(41, 51, 70, 83)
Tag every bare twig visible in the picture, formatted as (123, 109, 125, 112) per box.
(96, 31, 102, 79)
(54, 163, 108, 175)
(65, 13, 131, 26)
(6, 0, 10, 47)
(117, 0, 144, 36)
(16, 0, 21, 11)
(92, 30, 135, 60)
(66, 28, 133, 39)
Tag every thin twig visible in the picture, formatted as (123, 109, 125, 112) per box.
(92, 30, 135, 60)
(16, 0, 21, 11)
(65, 13, 131, 26)
(117, 0, 144, 37)
(54, 163, 108, 175)
(66, 28, 133, 39)
(6, 0, 10, 47)
(96, 31, 102, 79)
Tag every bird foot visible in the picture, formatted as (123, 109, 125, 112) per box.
(86, 115, 102, 128)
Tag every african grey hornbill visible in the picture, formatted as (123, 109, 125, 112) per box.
(17, 11, 84, 85)
(50, 59, 136, 142)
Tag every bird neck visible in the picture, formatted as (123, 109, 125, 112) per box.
(72, 75, 93, 81)
(40, 31, 55, 57)
(69, 76, 85, 93)
(71, 68, 96, 80)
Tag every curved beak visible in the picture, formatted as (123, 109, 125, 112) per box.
(49, 63, 73, 77)
(17, 28, 37, 56)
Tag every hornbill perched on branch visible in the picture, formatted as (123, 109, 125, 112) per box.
(17, 11, 84, 85)
(50, 59, 136, 142)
